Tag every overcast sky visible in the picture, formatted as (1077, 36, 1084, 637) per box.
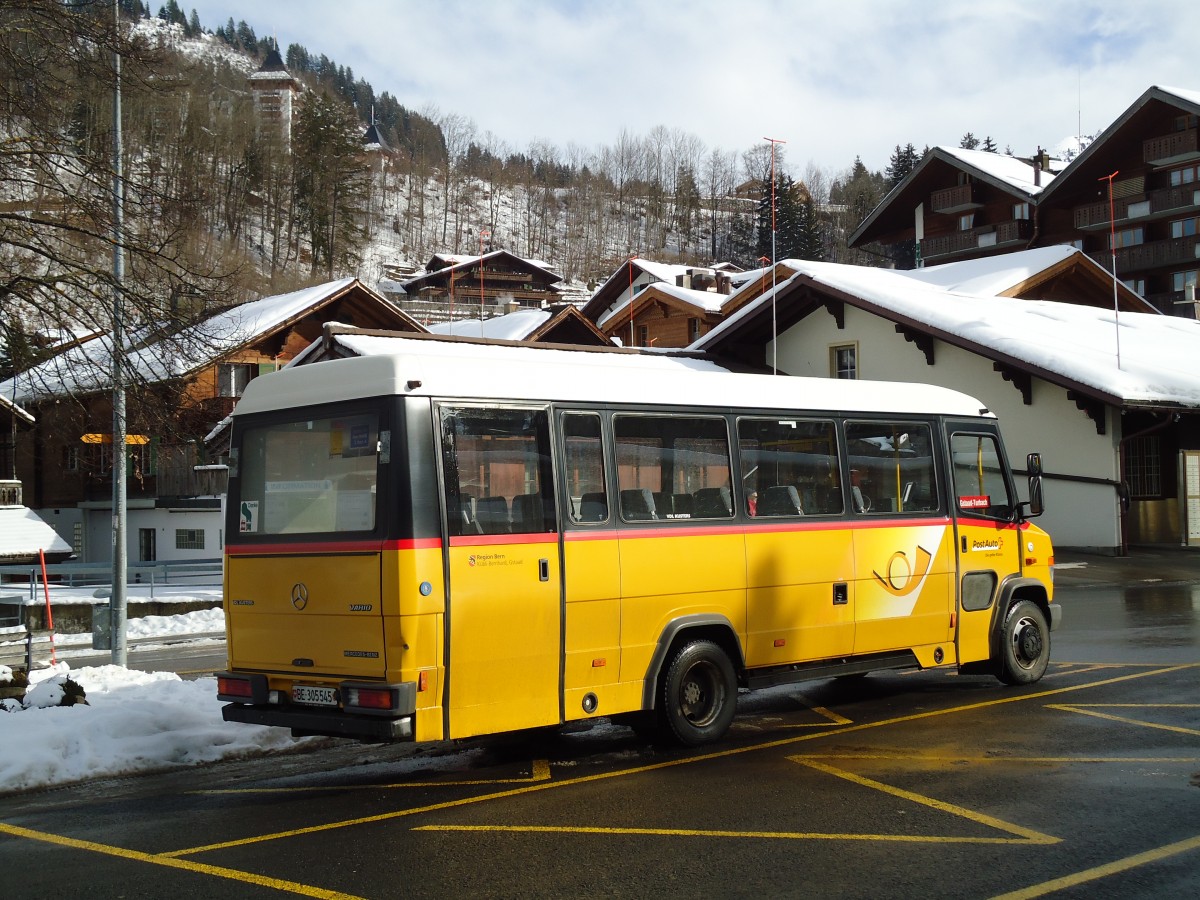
(181, 0, 1200, 175)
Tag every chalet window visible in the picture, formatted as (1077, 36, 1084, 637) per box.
(1170, 218, 1200, 239)
(1126, 436, 1162, 499)
(636, 325, 649, 347)
(688, 317, 701, 343)
(1122, 278, 1146, 296)
(1012, 202, 1030, 220)
(1171, 270, 1199, 293)
(959, 213, 975, 231)
(1169, 165, 1196, 187)
(62, 445, 79, 471)
(1110, 227, 1144, 250)
(218, 363, 256, 398)
(175, 528, 205, 550)
(831, 344, 857, 380)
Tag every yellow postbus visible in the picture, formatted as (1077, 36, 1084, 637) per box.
(217, 338, 1058, 747)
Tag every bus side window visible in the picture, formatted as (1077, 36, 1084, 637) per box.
(441, 406, 556, 536)
(563, 412, 608, 524)
(614, 414, 732, 521)
(737, 416, 843, 517)
(844, 421, 938, 514)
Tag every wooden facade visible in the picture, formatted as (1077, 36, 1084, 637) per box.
(400, 251, 563, 312)
(849, 86, 1200, 319)
(7, 280, 422, 513)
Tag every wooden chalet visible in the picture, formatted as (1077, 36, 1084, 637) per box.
(849, 85, 1200, 319)
(400, 251, 563, 312)
(0, 278, 421, 563)
(427, 305, 613, 346)
(849, 146, 1059, 268)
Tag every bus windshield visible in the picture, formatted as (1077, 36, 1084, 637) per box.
(235, 412, 380, 536)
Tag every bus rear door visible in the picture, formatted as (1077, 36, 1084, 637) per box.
(438, 405, 562, 739)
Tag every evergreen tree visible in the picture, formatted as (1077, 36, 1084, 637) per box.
(982, 135, 998, 153)
(885, 143, 919, 189)
(960, 132, 980, 150)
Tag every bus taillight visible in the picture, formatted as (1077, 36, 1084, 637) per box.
(343, 685, 398, 711)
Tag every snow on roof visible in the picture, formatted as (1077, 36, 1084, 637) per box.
(428, 308, 551, 341)
(698, 259, 1200, 408)
(0, 506, 72, 561)
(0, 278, 358, 403)
(234, 334, 991, 420)
(936, 146, 1058, 195)
(899, 245, 1081, 295)
(1157, 84, 1200, 108)
(597, 282, 731, 328)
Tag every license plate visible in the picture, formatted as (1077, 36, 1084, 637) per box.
(292, 685, 338, 707)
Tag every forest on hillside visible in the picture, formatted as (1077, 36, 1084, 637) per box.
(1, 0, 988, 381)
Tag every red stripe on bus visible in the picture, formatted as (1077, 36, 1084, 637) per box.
(226, 537, 441, 555)
(449, 533, 559, 548)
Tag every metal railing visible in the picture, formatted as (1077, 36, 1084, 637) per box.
(0, 558, 223, 602)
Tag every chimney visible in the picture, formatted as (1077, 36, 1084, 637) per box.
(1033, 147, 1042, 187)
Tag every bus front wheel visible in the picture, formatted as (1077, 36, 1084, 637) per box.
(660, 640, 737, 746)
(997, 600, 1050, 685)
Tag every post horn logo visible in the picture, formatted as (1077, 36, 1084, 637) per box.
(290, 582, 310, 610)
(873, 545, 933, 597)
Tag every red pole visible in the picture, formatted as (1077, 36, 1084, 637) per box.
(39, 548, 56, 665)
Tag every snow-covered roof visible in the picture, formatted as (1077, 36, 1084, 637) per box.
(697, 259, 1200, 408)
(429, 308, 551, 341)
(935, 146, 1060, 195)
(597, 282, 733, 328)
(0, 393, 34, 426)
(0, 278, 362, 403)
(234, 334, 991, 421)
(0, 506, 72, 561)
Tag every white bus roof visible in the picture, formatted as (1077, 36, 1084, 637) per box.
(232, 336, 994, 420)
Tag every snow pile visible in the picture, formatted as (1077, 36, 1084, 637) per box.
(0, 662, 308, 793)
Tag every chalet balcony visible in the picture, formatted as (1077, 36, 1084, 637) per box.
(1073, 183, 1200, 229)
(919, 219, 1031, 262)
(1085, 233, 1200, 273)
(930, 183, 982, 214)
(1144, 127, 1199, 164)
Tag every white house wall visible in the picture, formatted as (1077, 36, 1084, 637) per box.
(77, 504, 223, 565)
(772, 305, 1121, 551)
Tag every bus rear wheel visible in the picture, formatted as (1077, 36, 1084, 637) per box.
(997, 600, 1050, 685)
(660, 640, 737, 746)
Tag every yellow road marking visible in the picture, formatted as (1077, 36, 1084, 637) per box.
(162, 663, 1194, 858)
(195, 759, 553, 795)
(790, 753, 1200, 764)
(1047, 704, 1200, 737)
(790, 757, 1058, 845)
(991, 833, 1200, 899)
(0, 823, 363, 899)
(414, 824, 1041, 845)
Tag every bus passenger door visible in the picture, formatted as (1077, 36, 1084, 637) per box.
(438, 405, 562, 739)
(947, 425, 1023, 665)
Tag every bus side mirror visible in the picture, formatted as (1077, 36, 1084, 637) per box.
(1023, 452, 1044, 518)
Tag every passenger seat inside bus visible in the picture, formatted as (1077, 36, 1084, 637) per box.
(578, 492, 608, 522)
(475, 495, 511, 533)
(692, 486, 732, 517)
(620, 488, 657, 520)
(512, 493, 546, 532)
(758, 485, 803, 517)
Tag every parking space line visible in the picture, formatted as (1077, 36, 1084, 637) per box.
(1047, 703, 1200, 737)
(413, 824, 1040, 844)
(788, 757, 1058, 845)
(0, 822, 364, 899)
(194, 760, 553, 795)
(164, 664, 1193, 859)
(990, 833, 1200, 899)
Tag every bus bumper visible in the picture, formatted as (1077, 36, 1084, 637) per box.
(222, 702, 414, 741)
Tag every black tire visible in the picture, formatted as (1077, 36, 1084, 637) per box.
(659, 640, 737, 746)
(996, 599, 1050, 685)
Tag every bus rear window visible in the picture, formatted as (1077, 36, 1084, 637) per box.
(237, 414, 380, 535)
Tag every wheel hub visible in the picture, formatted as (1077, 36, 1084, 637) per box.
(1016, 621, 1043, 663)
